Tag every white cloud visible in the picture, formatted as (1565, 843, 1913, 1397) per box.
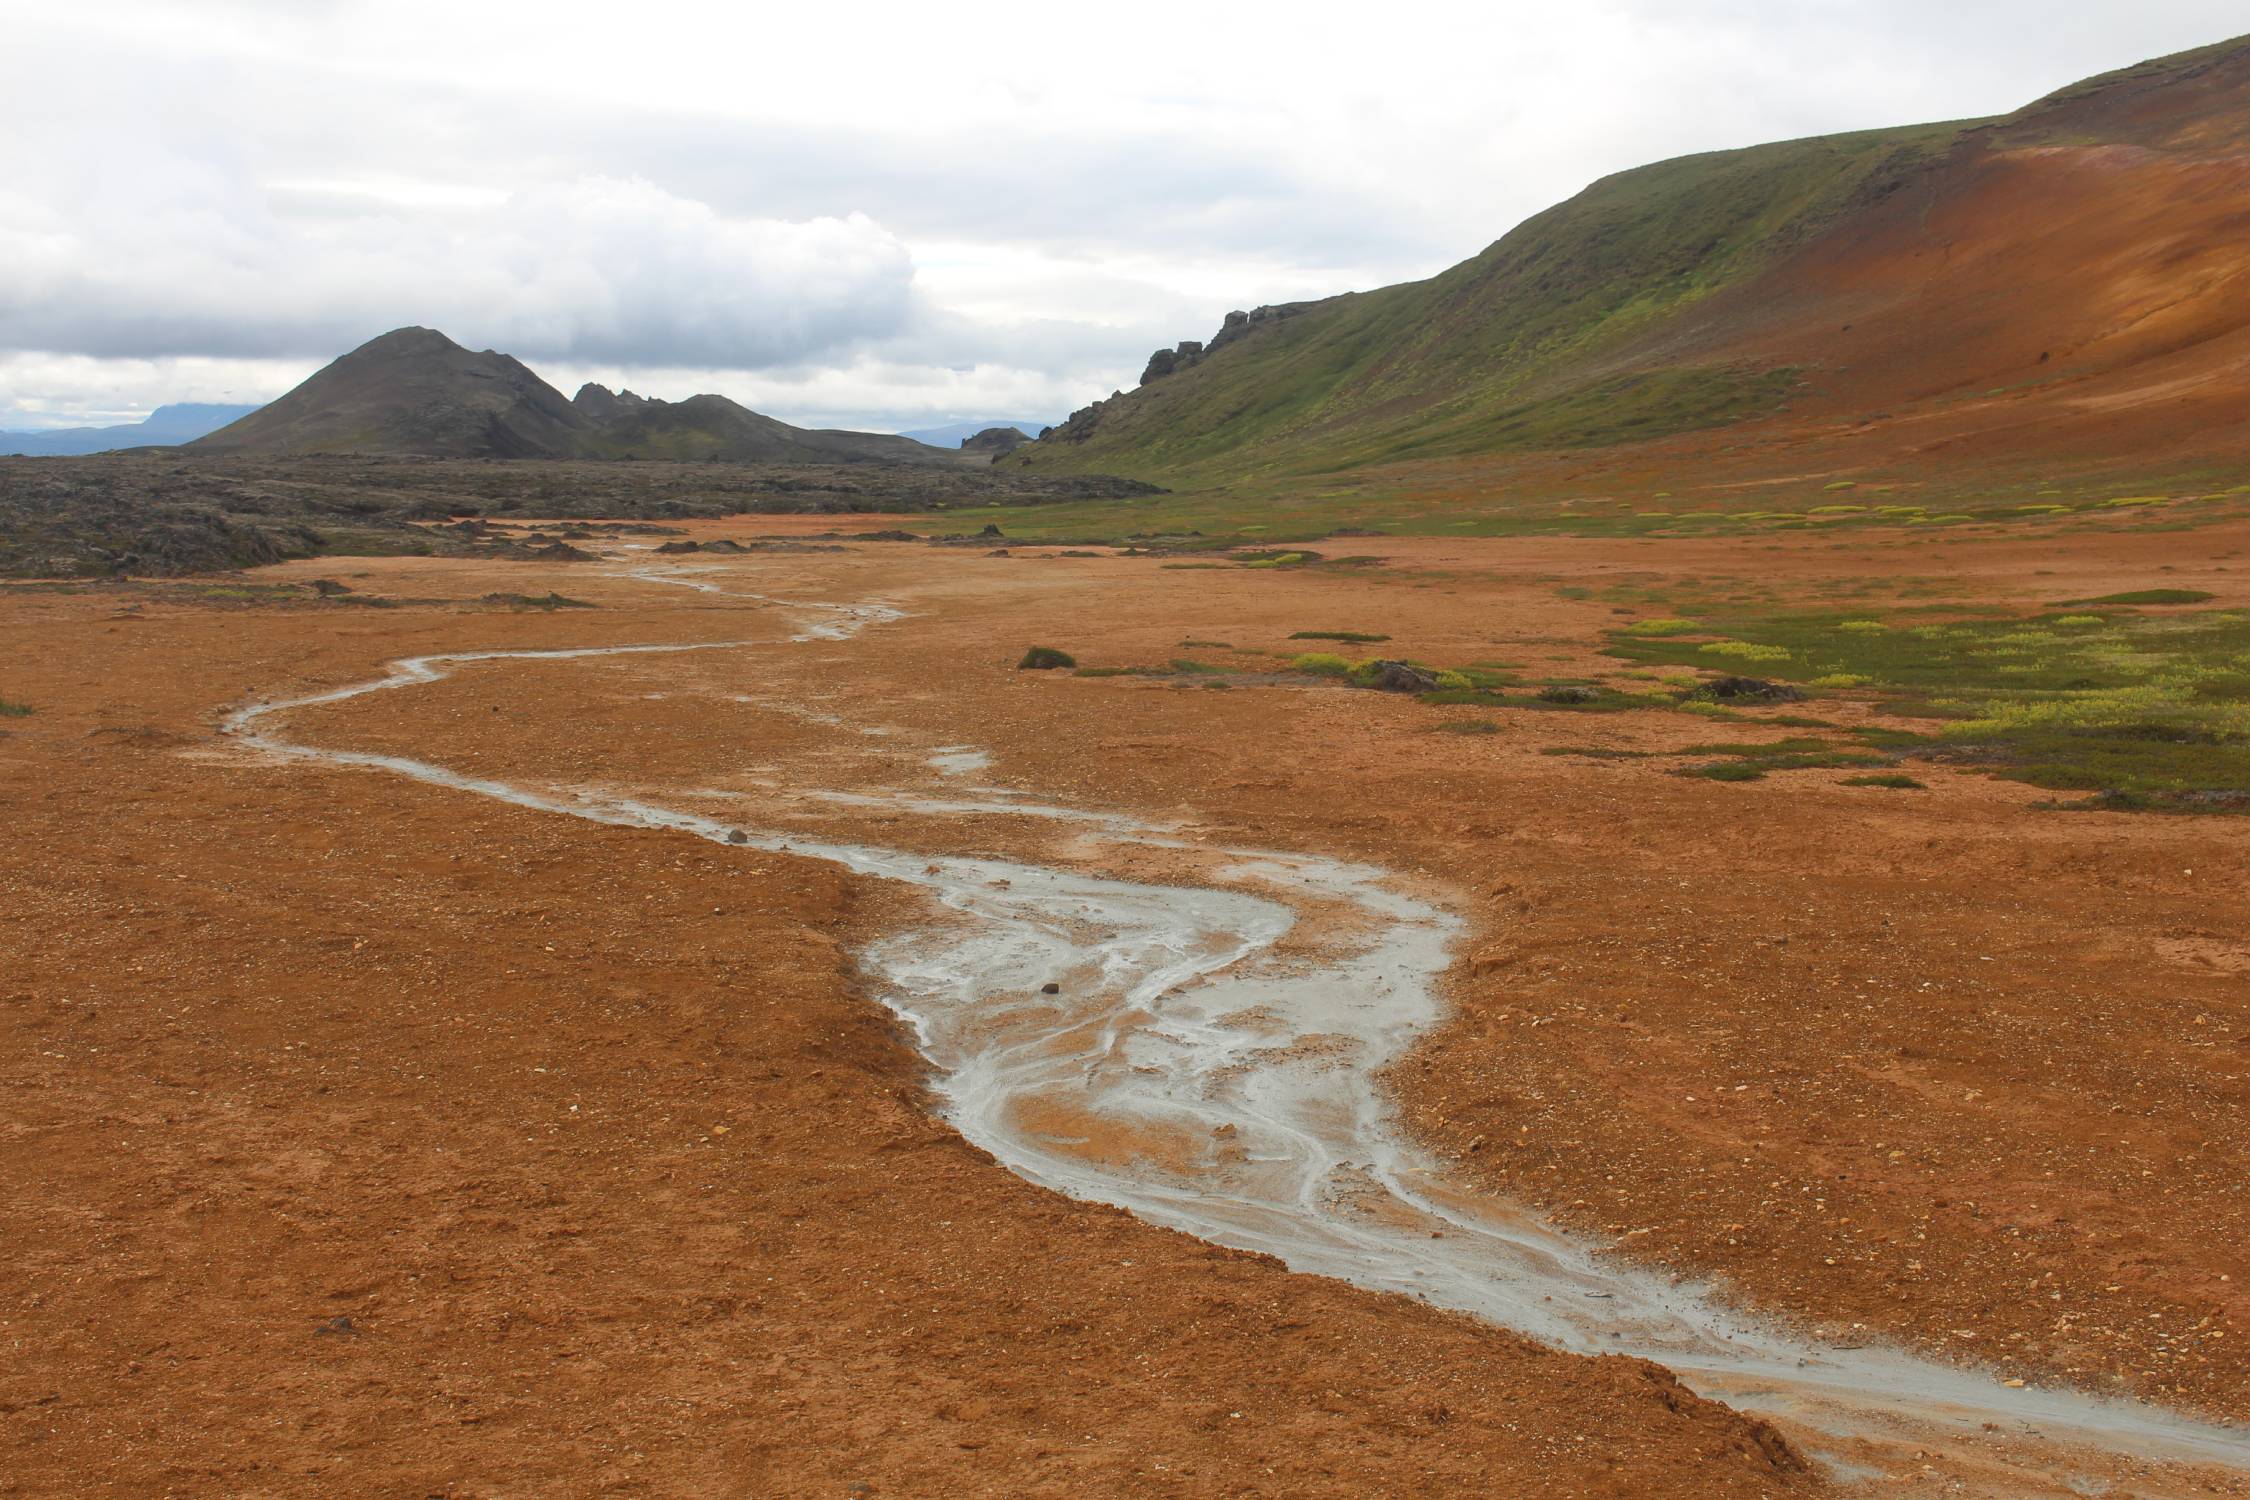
(3, 0, 2242, 430)
(1, 167, 918, 368)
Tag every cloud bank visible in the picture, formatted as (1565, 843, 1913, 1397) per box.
(3, 173, 917, 367)
(5, 0, 2244, 431)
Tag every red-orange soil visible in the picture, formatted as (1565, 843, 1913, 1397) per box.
(1301, 46, 2250, 509)
(1683, 134, 2250, 477)
(3, 512, 2246, 1496)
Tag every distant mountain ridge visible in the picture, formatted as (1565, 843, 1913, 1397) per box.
(565, 382, 946, 464)
(193, 328, 953, 464)
(895, 419, 1053, 449)
(1015, 34, 2250, 487)
(1, 403, 264, 456)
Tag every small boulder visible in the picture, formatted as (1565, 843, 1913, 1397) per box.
(1363, 660, 1438, 694)
(1017, 646, 1076, 670)
(1695, 675, 1806, 703)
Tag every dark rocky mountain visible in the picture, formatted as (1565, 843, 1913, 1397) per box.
(193, 328, 951, 464)
(194, 328, 583, 457)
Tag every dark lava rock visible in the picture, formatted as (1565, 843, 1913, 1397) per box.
(520, 540, 597, 562)
(851, 529, 921, 542)
(1694, 675, 1806, 703)
(1040, 982, 1061, 995)
(1363, 660, 1438, 694)
(305, 578, 353, 596)
(960, 428, 1028, 457)
(726, 829, 749, 844)
(1017, 646, 1076, 671)
(654, 540, 702, 553)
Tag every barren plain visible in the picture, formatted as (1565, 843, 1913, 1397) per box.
(3, 511, 2246, 1498)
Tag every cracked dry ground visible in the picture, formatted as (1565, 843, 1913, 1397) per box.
(3, 512, 2245, 1497)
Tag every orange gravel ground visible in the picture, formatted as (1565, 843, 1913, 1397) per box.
(3, 511, 2246, 1497)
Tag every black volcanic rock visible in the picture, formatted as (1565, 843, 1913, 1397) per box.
(960, 426, 1029, 457)
(1139, 338, 1206, 386)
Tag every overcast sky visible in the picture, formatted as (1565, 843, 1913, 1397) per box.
(3, 0, 2241, 432)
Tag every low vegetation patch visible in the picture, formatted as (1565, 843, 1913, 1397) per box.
(479, 591, 595, 609)
(0, 697, 32, 717)
(2054, 589, 2216, 606)
(1680, 737, 1835, 757)
(1681, 744, 1892, 781)
(1017, 646, 1077, 670)
(1288, 653, 1472, 691)
(1608, 602, 2250, 809)
(1699, 640, 1794, 663)
(1844, 773, 1926, 789)
(1289, 629, 1390, 642)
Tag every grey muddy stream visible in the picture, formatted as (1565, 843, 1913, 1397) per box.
(221, 562, 2249, 1491)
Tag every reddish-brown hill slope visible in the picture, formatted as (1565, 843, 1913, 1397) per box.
(1018, 36, 2250, 489)
(1670, 46, 2250, 472)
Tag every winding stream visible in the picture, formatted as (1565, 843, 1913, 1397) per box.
(221, 564, 2250, 1484)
